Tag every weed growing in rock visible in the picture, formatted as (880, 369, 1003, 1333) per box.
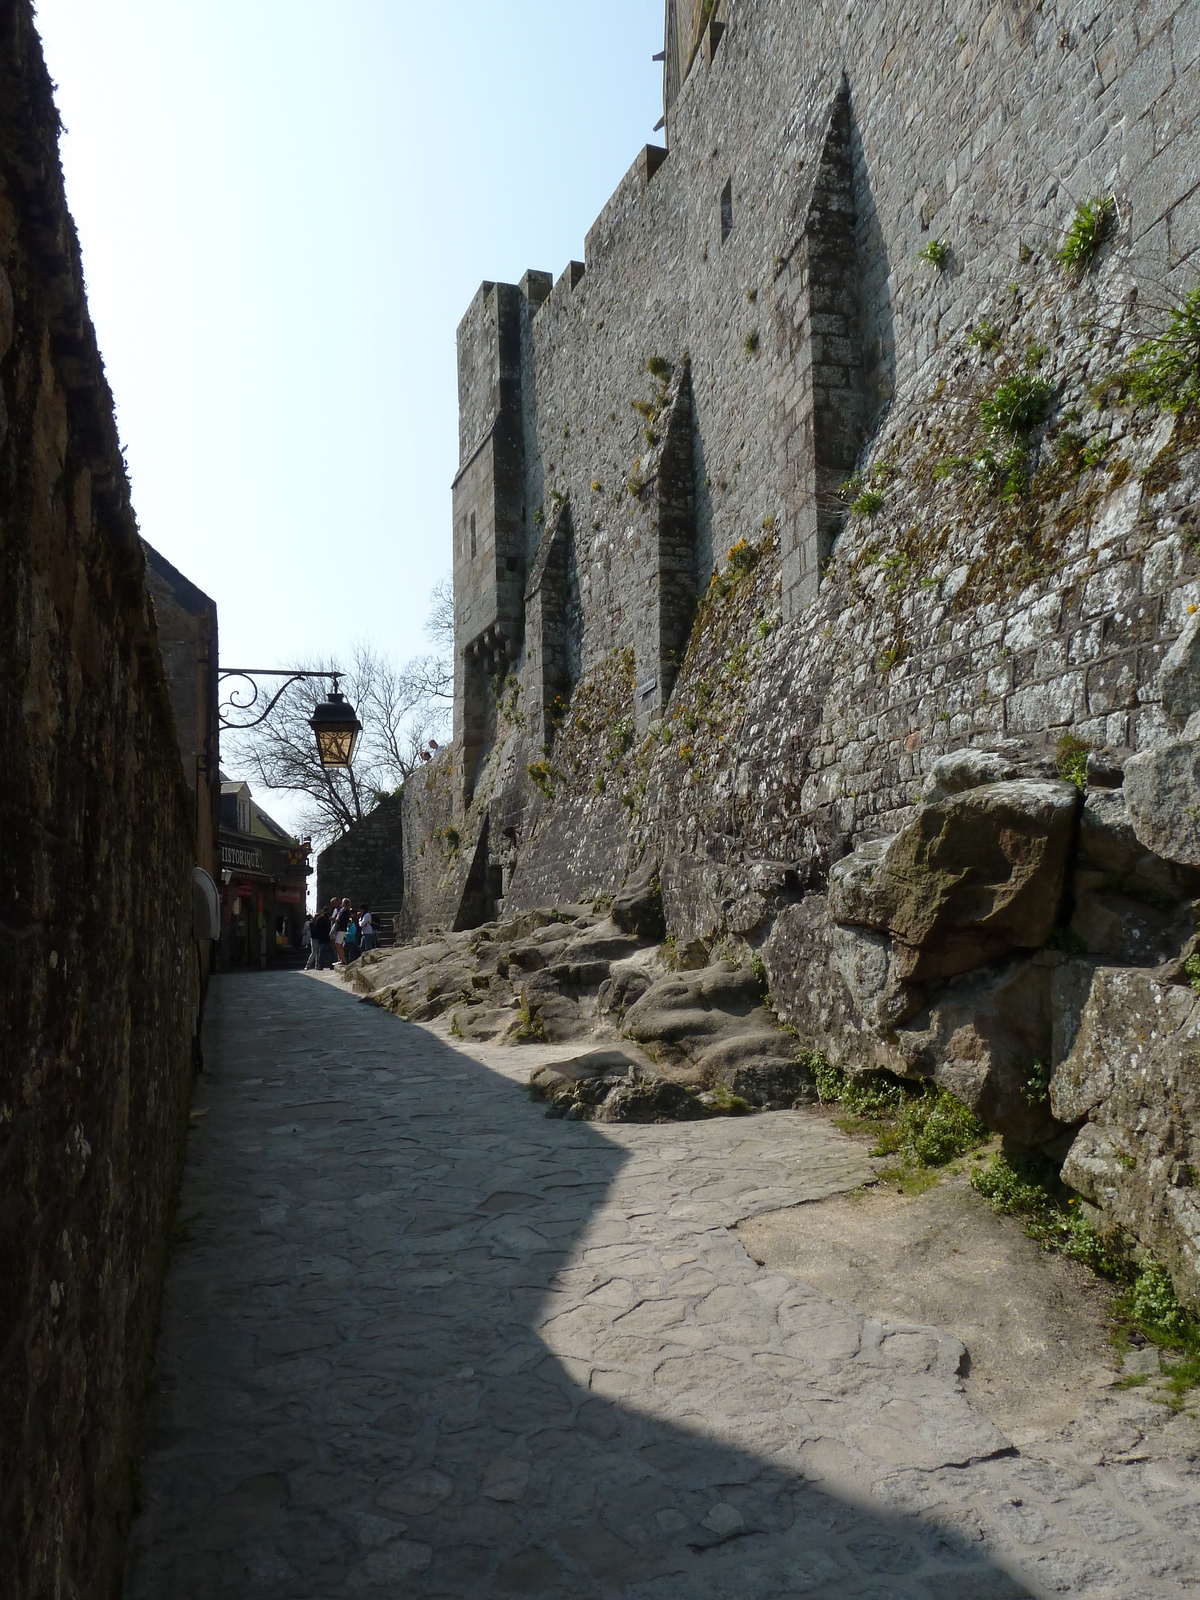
(709, 1086, 752, 1115)
(886, 1086, 988, 1167)
(646, 354, 672, 381)
(808, 1055, 986, 1169)
(743, 329, 760, 355)
(1023, 1058, 1053, 1107)
(749, 951, 768, 995)
(1120, 1258, 1195, 1346)
(1121, 287, 1200, 416)
(448, 1013, 464, 1039)
(980, 372, 1054, 435)
(967, 320, 1003, 354)
(1184, 953, 1200, 994)
(971, 1152, 1128, 1274)
(918, 239, 951, 269)
(1055, 732, 1091, 787)
(975, 443, 1030, 499)
(851, 488, 885, 517)
(514, 987, 548, 1043)
(808, 1050, 848, 1106)
(1056, 195, 1116, 275)
(526, 760, 554, 799)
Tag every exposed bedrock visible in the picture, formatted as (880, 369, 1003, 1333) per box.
(767, 747, 1200, 1162)
(1052, 967, 1200, 1311)
(827, 777, 1080, 982)
(343, 905, 813, 1118)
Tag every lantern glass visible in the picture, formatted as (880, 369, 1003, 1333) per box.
(315, 724, 357, 768)
(309, 688, 362, 770)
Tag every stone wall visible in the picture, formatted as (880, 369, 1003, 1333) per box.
(317, 791, 405, 928)
(396, 749, 478, 938)
(451, 0, 1199, 739)
(142, 540, 221, 960)
(428, 0, 1200, 928)
(0, 7, 199, 1596)
(388, 0, 1200, 1297)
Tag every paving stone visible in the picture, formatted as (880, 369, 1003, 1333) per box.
(124, 973, 1200, 1597)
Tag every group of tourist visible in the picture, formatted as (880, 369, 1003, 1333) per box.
(302, 899, 377, 970)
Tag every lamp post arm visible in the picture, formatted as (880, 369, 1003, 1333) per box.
(217, 668, 342, 731)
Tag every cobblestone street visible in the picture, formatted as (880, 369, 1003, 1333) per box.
(124, 973, 1200, 1598)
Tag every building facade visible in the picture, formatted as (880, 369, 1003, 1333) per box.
(141, 540, 221, 976)
(217, 778, 311, 968)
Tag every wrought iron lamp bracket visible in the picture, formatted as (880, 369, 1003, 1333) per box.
(217, 668, 342, 731)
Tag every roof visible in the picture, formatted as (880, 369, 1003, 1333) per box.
(141, 539, 216, 617)
(219, 771, 299, 847)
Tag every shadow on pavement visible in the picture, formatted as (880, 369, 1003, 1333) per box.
(123, 973, 1034, 1599)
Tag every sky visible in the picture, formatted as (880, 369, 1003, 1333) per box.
(35, 1, 665, 828)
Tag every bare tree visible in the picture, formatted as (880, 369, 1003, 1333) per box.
(426, 574, 454, 649)
(223, 579, 453, 846)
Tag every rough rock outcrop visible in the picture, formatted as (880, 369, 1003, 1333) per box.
(345, 906, 809, 1110)
(1125, 738, 1200, 868)
(529, 1050, 707, 1123)
(622, 963, 813, 1107)
(1052, 967, 1200, 1309)
(892, 959, 1059, 1144)
(1070, 784, 1200, 962)
(829, 780, 1079, 982)
(610, 856, 666, 941)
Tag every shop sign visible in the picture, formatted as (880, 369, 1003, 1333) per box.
(221, 842, 263, 871)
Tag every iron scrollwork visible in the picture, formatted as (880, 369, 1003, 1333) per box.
(217, 669, 340, 731)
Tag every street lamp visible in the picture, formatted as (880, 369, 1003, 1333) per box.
(309, 681, 362, 770)
(217, 668, 362, 769)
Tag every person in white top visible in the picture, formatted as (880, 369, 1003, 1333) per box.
(358, 905, 375, 954)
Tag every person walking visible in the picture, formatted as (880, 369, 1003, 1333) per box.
(301, 914, 314, 969)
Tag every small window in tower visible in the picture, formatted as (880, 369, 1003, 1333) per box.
(720, 179, 733, 244)
(470, 511, 477, 559)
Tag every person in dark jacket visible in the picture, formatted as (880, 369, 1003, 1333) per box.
(309, 906, 333, 970)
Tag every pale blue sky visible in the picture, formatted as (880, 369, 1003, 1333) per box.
(36, 1, 664, 811)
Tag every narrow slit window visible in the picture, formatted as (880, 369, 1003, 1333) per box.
(470, 510, 477, 559)
(720, 179, 733, 244)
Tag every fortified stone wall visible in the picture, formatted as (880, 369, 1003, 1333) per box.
(0, 7, 199, 1596)
(395, 0, 1200, 1305)
(430, 0, 1200, 916)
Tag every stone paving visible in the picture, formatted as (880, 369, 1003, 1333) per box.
(125, 972, 1200, 1598)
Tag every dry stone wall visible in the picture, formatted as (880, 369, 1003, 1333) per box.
(0, 7, 198, 1595)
